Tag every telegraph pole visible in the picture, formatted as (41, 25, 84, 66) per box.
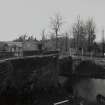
(65, 32, 68, 52)
(102, 29, 105, 57)
(56, 30, 58, 50)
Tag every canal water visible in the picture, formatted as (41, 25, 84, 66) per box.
(73, 78, 105, 102)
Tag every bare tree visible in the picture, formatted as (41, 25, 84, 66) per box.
(50, 13, 63, 50)
(72, 16, 86, 55)
(27, 35, 35, 41)
(14, 33, 37, 42)
(13, 33, 28, 42)
(85, 18, 96, 52)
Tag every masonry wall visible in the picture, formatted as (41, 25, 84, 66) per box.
(0, 55, 60, 96)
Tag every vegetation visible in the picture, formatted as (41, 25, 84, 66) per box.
(72, 16, 96, 55)
(50, 13, 63, 50)
(0, 55, 66, 105)
(12, 13, 105, 57)
(13, 34, 38, 42)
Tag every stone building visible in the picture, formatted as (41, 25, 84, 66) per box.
(23, 41, 39, 51)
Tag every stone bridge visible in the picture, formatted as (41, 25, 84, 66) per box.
(60, 55, 105, 79)
(0, 55, 105, 85)
(0, 54, 104, 90)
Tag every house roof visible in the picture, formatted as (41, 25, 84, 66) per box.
(6, 41, 23, 47)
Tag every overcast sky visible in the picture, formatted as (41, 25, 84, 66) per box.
(0, 0, 105, 41)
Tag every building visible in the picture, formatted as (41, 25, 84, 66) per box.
(6, 41, 23, 56)
(6, 41, 40, 56)
(0, 40, 41, 57)
(23, 41, 39, 51)
(0, 42, 8, 51)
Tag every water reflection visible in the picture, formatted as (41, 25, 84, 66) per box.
(74, 78, 105, 102)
